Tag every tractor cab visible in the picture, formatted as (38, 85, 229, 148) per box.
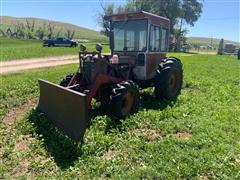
(104, 11, 170, 80)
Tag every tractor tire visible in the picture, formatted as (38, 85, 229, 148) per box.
(108, 80, 140, 119)
(154, 56, 183, 100)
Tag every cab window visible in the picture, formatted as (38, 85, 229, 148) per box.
(113, 19, 148, 52)
(149, 25, 168, 52)
(161, 28, 168, 52)
(149, 25, 160, 52)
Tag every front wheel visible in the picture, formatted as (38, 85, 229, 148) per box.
(154, 57, 183, 100)
(106, 81, 140, 119)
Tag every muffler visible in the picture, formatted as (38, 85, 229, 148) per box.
(37, 79, 88, 140)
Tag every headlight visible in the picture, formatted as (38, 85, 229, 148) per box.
(80, 44, 86, 52)
(96, 43, 103, 52)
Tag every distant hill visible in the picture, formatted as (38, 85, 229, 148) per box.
(0, 16, 107, 41)
(187, 37, 240, 48)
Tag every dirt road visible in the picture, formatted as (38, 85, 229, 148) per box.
(1, 55, 79, 74)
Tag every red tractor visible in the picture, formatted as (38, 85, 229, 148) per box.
(38, 11, 183, 140)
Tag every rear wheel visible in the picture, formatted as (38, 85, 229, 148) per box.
(154, 57, 183, 100)
(106, 81, 140, 119)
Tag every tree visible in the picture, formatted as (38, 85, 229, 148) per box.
(56, 29, 62, 38)
(35, 25, 47, 40)
(218, 39, 224, 55)
(0, 29, 5, 37)
(11, 23, 25, 38)
(6, 28, 13, 38)
(99, 3, 114, 37)
(174, 28, 188, 51)
(25, 19, 35, 39)
(47, 22, 55, 39)
(175, 0, 202, 51)
(65, 29, 75, 39)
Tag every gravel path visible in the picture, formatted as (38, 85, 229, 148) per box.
(1, 55, 78, 74)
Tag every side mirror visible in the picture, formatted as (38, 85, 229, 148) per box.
(80, 44, 86, 52)
(96, 43, 103, 52)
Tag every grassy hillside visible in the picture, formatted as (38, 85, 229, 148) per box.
(0, 37, 110, 61)
(0, 16, 107, 41)
(187, 37, 240, 48)
(1, 54, 239, 178)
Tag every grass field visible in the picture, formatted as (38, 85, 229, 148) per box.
(0, 53, 240, 178)
(0, 38, 110, 61)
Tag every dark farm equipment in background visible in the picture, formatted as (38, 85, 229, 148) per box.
(224, 43, 236, 54)
(38, 11, 183, 140)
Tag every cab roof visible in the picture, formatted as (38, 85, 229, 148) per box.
(104, 11, 170, 28)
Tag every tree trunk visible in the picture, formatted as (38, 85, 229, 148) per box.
(176, 18, 183, 52)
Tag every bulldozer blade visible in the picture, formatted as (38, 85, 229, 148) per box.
(37, 79, 88, 140)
